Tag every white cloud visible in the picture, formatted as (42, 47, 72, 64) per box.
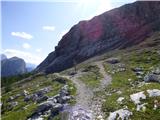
(3, 49, 44, 65)
(11, 32, 33, 40)
(43, 26, 55, 31)
(58, 29, 69, 39)
(22, 43, 31, 49)
(36, 48, 42, 52)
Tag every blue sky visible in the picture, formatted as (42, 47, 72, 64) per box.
(1, 0, 136, 65)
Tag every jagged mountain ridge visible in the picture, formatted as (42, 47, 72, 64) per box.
(1, 57, 27, 77)
(36, 1, 160, 73)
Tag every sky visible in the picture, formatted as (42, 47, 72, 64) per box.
(1, 0, 136, 65)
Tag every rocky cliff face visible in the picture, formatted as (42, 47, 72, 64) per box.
(1, 57, 27, 77)
(36, 1, 160, 73)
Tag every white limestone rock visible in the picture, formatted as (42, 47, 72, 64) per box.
(108, 108, 132, 120)
(130, 91, 146, 104)
(136, 103, 147, 111)
(147, 89, 160, 97)
(117, 97, 125, 104)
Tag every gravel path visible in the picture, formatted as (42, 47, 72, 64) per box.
(61, 61, 112, 120)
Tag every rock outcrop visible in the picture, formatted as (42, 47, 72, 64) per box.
(35, 1, 160, 74)
(1, 57, 27, 77)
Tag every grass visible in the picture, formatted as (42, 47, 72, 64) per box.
(1, 73, 76, 120)
(102, 48, 160, 119)
(2, 103, 37, 120)
(79, 64, 103, 88)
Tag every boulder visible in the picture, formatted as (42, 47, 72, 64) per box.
(69, 106, 93, 120)
(37, 96, 49, 103)
(130, 91, 146, 104)
(132, 67, 143, 72)
(147, 89, 160, 97)
(144, 73, 160, 83)
(60, 85, 69, 97)
(117, 97, 125, 104)
(54, 77, 67, 84)
(10, 101, 18, 107)
(30, 101, 63, 120)
(136, 103, 147, 111)
(106, 58, 120, 64)
(24, 95, 31, 102)
(23, 90, 29, 96)
(108, 108, 132, 120)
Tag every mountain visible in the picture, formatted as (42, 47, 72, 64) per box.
(1, 54, 7, 61)
(1, 57, 27, 77)
(35, 1, 160, 74)
(26, 63, 36, 72)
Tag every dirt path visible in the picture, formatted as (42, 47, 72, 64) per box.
(65, 73, 93, 109)
(94, 61, 112, 90)
(61, 61, 111, 120)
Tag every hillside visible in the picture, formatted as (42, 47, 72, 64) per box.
(35, 1, 160, 74)
(1, 1, 160, 120)
(1, 31, 160, 120)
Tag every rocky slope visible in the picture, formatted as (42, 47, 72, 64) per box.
(36, 1, 160, 74)
(1, 57, 27, 77)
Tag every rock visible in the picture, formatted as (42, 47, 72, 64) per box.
(108, 108, 132, 120)
(97, 115, 103, 120)
(136, 103, 147, 111)
(38, 86, 52, 94)
(128, 78, 132, 81)
(152, 67, 160, 75)
(144, 73, 160, 83)
(153, 100, 160, 110)
(132, 67, 143, 72)
(23, 90, 29, 96)
(69, 71, 77, 76)
(117, 97, 125, 104)
(69, 106, 93, 120)
(24, 95, 31, 102)
(30, 101, 63, 119)
(136, 71, 144, 76)
(35, 1, 160, 74)
(9, 101, 18, 109)
(50, 103, 63, 118)
(54, 77, 67, 84)
(28, 116, 44, 120)
(48, 94, 60, 103)
(37, 96, 49, 103)
(60, 96, 72, 104)
(147, 89, 160, 97)
(130, 91, 146, 104)
(60, 85, 69, 97)
(116, 91, 122, 95)
(24, 86, 52, 102)
(106, 58, 120, 64)
(7, 95, 20, 102)
(7, 96, 14, 102)
(32, 101, 54, 116)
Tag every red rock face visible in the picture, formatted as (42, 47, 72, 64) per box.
(36, 1, 160, 73)
(80, 17, 104, 42)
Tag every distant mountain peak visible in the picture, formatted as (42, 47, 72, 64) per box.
(1, 54, 7, 61)
(1, 56, 27, 77)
